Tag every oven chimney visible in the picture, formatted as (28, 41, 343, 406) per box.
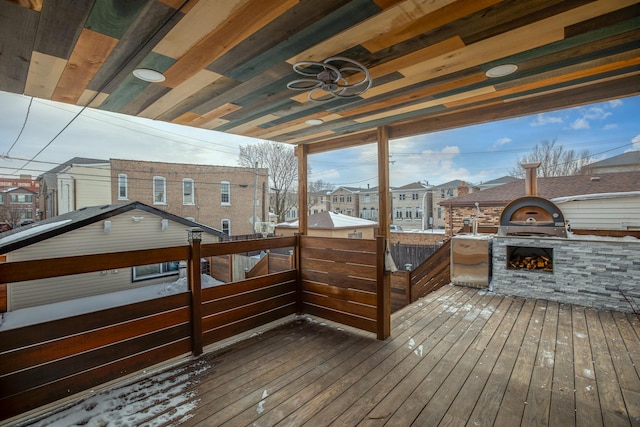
(522, 162, 540, 196)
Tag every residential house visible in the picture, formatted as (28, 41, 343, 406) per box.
(431, 180, 478, 229)
(328, 186, 360, 217)
(581, 151, 640, 174)
(359, 185, 380, 222)
(110, 159, 268, 236)
(476, 175, 519, 191)
(0, 201, 224, 311)
(440, 171, 640, 235)
(0, 187, 38, 228)
(38, 157, 110, 219)
(0, 175, 39, 193)
(390, 181, 431, 230)
(275, 211, 378, 239)
(307, 190, 330, 215)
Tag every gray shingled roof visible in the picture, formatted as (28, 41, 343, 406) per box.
(585, 151, 640, 168)
(440, 171, 640, 207)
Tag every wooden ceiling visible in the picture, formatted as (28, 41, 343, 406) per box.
(2, 0, 639, 153)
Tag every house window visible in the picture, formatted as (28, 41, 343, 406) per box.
(0, 195, 3, 203)
(416, 207, 423, 219)
(11, 194, 32, 203)
(221, 181, 230, 205)
(339, 195, 345, 202)
(395, 208, 403, 219)
(405, 207, 412, 219)
(347, 195, 352, 202)
(333, 196, 337, 202)
(361, 208, 368, 219)
(183, 179, 195, 205)
(221, 219, 231, 235)
(398, 194, 406, 201)
(153, 176, 166, 204)
(437, 207, 442, 219)
(364, 194, 370, 203)
(371, 208, 377, 220)
(118, 174, 128, 200)
(133, 261, 180, 282)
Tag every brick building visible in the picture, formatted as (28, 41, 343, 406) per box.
(110, 159, 268, 236)
(0, 187, 38, 228)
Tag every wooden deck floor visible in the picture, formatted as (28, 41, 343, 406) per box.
(17, 284, 640, 426)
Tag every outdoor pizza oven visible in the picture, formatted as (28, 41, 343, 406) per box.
(498, 162, 567, 238)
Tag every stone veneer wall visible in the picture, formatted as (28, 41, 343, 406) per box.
(492, 235, 640, 312)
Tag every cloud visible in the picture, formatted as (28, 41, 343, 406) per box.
(492, 137, 512, 149)
(626, 134, 640, 152)
(608, 99, 623, 108)
(603, 123, 618, 130)
(570, 118, 590, 130)
(530, 113, 563, 126)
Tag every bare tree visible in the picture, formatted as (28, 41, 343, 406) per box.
(307, 179, 334, 214)
(510, 139, 591, 177)
(0, 205, 28, 228)
(238, 141, 298, 223)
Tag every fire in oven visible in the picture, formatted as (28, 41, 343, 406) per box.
(507, 245, 553, 272)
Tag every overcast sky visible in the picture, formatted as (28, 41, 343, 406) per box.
(1, 90, 638, 188)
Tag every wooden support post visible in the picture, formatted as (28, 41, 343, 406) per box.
(295, 145, 308, 315)
(377, 126, 391, 340)
(296, 144, 308, 235)
(188, 228, 203, 356)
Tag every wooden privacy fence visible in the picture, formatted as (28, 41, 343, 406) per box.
(0, 235, 392, 422)
(299, 235, 389, 339)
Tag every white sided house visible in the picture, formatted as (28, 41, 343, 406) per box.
(0, 202, 224, 311)
(552, 191, 640, 231)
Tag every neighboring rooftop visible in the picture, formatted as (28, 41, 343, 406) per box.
(277, 211, 377, 229)
(440, 171, 640, 207)
(582, 151, 640, 174)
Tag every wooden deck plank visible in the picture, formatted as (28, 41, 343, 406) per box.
(437, 296, 526, 425)
(549, 304, 577, 427)
(273, 287, 479, 426)
(16, 285, 640, 427)
(465, 297, 536, 426)
(585, 308, 632, 426)
(493, 299, 548, 426)
(522, 301, 559, 425)
(600, 310, 640, 424)
(573, 306, 604, 427)
(410, 296, 515, 426)
(350, 292, 495, 426)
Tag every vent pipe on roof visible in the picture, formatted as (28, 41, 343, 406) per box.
(522, 162, 541, 196)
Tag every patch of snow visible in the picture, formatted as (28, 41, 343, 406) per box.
(17, 358, 212, 427)
(0, 220, 72, 245)
(0, 274, 224, 331)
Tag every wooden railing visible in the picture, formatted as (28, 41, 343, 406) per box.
(0, 235, 390, 422)
(410, 239, 451, 301)
(299, 236, 388, 339)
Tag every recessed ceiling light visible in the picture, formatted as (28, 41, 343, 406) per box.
(132, 68, 166, 82)
(485, 64, 518, 78)
(305, 119, 324, 126)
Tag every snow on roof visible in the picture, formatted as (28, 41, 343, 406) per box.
(551, 191, 640, 204)
(0, 220, 72, 245)
(277, 211, 377, 229)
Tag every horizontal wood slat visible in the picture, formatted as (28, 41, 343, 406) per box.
(302, 292, 376, 320)
(203, 270, 296, 300)
(301, 246, 376, 265)
(0, 246, 190, 282)
(201, 236, 296, 257)
(203, 293, 297, 331)
(303, 304, 377, 334)
(302, 281, 376, 306)
(0, 339, 191, 420)
(0, 307, 190, 375)
(302, 258, 376, 280)
(0, 293, 190, 352)
(300, 236, 377, 253)
(302, 270, 377, 293)
(202, 305, 297, 346)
